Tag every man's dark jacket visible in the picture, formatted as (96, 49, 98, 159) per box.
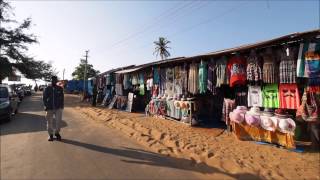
(43, 85, 64, 110)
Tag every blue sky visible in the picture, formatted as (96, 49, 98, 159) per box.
(8, 0, 320, 81)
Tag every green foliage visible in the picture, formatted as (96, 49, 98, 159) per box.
(0, 0, 55, 82)
(71, 61, 100, 80)
(153, 37, 171, 60)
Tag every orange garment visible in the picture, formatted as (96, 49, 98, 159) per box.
(227, 56, 247, 87)
(279, 84, 300, 109)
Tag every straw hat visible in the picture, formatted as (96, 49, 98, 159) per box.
(260, 116, 278, 131)
(277, 118, 296, 135)
(245, 107, 261, 126)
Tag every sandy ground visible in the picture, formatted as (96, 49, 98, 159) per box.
(67, 94, 320, 180)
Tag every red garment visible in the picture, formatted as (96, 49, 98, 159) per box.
(279, 84, 300, 109)
(227, 56, 247, 87)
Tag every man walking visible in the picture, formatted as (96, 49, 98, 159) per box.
(43, 76, 64, 141)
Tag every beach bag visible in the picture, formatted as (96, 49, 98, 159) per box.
(297, 89, 319, 122)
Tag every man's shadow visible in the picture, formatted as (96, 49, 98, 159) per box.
(60, 138, 261, 179)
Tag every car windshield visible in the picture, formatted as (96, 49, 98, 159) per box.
(0, 87, 9, 98)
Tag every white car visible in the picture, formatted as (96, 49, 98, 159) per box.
(0, 84, 19, 122)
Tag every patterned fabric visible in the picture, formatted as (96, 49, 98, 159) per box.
(181, 63, 188, 95)
(247, 86, 263, 107)
(188, 63, 199, 94)
(227, 56, 247, 87)
(173, 66, 183, 95)
(262, 84, 279, 108)
(222, 98, 236, 126)
(216, 57, 229, 87)
(198, 60, 207, 94)
(235, 85, 248, 106)
(165, 68, 174, 96)
(279, 47, 297, 84)
(279, 84, 300, 109)
(262, 52, 278, 83)
(279, 60, 296, 84)
(153, 67, 160, 84)
(123, 74, 131, 90)
(159, 68, 166, 95)
(246, 55, 262, 85)
(207, 60, 217, 95)
(115, 84, 123, 95)
(297, 42, 320, 78)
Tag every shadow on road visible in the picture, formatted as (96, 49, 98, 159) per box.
(60, 139, 261, 179)
(0, 113, 67, 136)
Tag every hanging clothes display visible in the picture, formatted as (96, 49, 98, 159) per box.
(115, 84, 123, 95)
(139, 84, 145, 95)
(146, 78, 153, 91)
(106, 74, 111, 85)
(188, 62, 199, 94)
(216, 57, 229, 87)
(279, 46, 298, 84)
(246, 52, 262, 85)
(235, 85, 248, 106)
(123, 74, 131, 90)
(247, 86, 263, 107)
(166, 68, 174, 96)
(279, 84, 300, 109)
(159, 68, 166, 95)
(297, 42, 320, 78)
(262, 48, 278, 84)
(153, 66, 160, 84)
(207, 59, 217, 95)
(198, 60, 207, 94)
(181, 63, 188, 95)
(222, 98, 236, 126)
(227, 55, 247, 87)
(262, 84, 279, 108)
(131, 73, 139, 86)
(173, 66, 183, 95)
(139, 73, 144, 85)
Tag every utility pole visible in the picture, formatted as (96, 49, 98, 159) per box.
(62, 69, 65, 81)
(81, 50, 89, 100)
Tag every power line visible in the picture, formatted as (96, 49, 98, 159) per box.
(113, 2, 249, 59)
(107, 1, 211, 55)
(106, 1, 197, 50)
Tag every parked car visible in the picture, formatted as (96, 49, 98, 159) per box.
(0, 85, 19, 122)
(23, 86, 32, 96)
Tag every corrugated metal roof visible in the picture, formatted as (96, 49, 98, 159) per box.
(114, 67, 144, 74)
(98, 29, 320, 76)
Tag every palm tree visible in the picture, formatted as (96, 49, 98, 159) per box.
(153, 37, 171, 60)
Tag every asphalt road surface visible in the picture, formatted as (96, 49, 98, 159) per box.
(0, 93, 214, 180)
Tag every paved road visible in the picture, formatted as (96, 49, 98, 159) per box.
(0, 93, 214, 180)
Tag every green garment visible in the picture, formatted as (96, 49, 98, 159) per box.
(262, 84, 279, 108)
(198, 60, 207, 94)
(139, 84, 145, 95)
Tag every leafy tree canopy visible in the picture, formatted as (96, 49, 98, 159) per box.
(0, 0, 56, 82)
(71, 60, 100, 80)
